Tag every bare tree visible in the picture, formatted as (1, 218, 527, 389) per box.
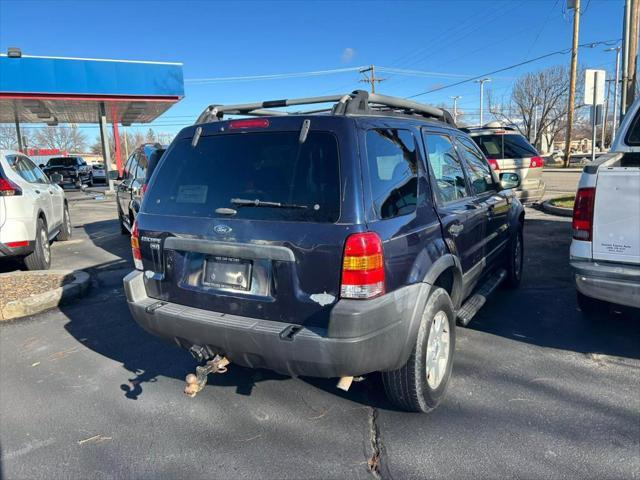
(91, 129, 146, 161)
(33, 125, 87, 152)
(488, 66, 577, 152)
(0, 124, 30, 150)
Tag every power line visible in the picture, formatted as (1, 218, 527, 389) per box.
(406, 38, 620, 99)
(185, 66, 366, 84)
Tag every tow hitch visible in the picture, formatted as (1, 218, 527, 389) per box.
(184, 354, 230, 398)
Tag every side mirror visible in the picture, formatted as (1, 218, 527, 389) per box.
(49, 173, 63, 184)
(39, 164, 46, 169)
(500, 172, 521, 190)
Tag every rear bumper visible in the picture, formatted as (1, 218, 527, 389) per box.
(571, 259, 640, 309)
(0, 240, 35, 258)
(124, 270, 427, 377)
(515, 181, 546, 204)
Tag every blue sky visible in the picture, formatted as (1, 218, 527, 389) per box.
(0, 0, 624, 137)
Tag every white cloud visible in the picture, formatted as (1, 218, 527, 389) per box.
(341, 47, 355, 63)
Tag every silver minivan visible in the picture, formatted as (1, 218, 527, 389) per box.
(464, 125, 546, 204)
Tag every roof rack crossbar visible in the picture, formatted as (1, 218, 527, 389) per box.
(195, 90, 455, 126)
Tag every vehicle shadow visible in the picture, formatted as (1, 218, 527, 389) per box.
(468, 215, 640, 360)
(60, 214, 637, 412)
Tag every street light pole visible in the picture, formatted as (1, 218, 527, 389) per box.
(451, 95, 461, 123)
(475, 78, 491, 126)
(606, 46, 622, 141)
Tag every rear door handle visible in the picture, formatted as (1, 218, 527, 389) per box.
(448, 224, 464, 237)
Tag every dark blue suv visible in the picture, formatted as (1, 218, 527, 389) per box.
(124, 91, 524, 412)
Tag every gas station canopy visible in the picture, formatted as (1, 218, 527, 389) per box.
(0, 53, 184, 125)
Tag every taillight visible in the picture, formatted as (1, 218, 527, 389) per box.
(6, 240, 28, 248)
(340, 232, 385, 299)
(0, 178, 22, 196)
(140, 183, 148, 197)
(487, 158, 500, 171)
(529, 156, 543, 168)
(130, 221, 143, 270)
(229, 119, 270, 129)
(572, 187, 596, 241)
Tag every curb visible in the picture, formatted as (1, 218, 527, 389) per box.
(0, 270, 91, 321)
(541, 200, 573, 217)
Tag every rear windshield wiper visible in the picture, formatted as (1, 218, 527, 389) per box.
(230, 198, 308, 209)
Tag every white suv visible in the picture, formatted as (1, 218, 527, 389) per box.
(0, 150, 72, 270)
(570, 99, 640, 314)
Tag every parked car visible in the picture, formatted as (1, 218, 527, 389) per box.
(123, 91, 524, 413)
(41, 156, 93, 188)
(116, 143, 166, 234)
(0, 150, 72, 270)
(463, 123, 546, 204)
(91, 163, 106, 183)
(570, 98, 640, 315)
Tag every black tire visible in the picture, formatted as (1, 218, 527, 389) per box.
(504, 225, 523, 288)
(75, 178, 82, 189)
(576, 290, 609, 319)
(382, 288, 456, 413)
(87, 174, 93, 187)
(24, 218, 51, 270)
(57, 203, 72, 241)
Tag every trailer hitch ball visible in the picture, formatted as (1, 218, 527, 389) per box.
(184, 355, 230, 398)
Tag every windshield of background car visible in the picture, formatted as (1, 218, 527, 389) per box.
(47, 158, 76, 167)
(472, 134, 538, 159)
(144, 131, 340, 222)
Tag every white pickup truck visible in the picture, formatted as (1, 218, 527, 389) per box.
(570, 99, 640, 314)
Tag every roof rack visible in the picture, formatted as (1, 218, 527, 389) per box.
(195, 90, 456, 126)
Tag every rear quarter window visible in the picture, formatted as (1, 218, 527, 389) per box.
(365, 129, 418, 219)
(143, 131, 341, 223)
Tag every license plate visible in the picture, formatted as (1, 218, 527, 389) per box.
(203, 256, 252, 291)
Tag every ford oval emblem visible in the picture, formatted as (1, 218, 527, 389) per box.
(214, 225, 232, 235)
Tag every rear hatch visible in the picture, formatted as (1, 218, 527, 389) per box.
(45, 158, 77, 180)
(472, 132, 543, 187)
(592, 166, 640, 265)
(137, 117, 362, 329)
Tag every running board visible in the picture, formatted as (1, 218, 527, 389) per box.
(456, 269, 506, 326)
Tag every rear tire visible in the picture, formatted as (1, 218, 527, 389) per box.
(57, 204, 72, 241)
(24, 219, 51, 270)
(382, 288, 456, 413)
(504, 225, 523, 288)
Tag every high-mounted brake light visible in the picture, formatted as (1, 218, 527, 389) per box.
(486, 158, 500, 171)
(529, 156, 543, 168)
(572, 187, 596, 241)
(131, 221, 143, 270)
(228, 119, 270, 130)
(340, 232, 385, 299)
(0, 178, 22, 196)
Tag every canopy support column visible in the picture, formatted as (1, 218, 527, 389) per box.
(13, 104, 23, 153)
(98, 102, 115, 193)
(111, 107, 123, 176)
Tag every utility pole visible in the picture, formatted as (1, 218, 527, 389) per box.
(606, 46, 621, 141)
(626, 0, 639, 111)
(602, 79, 612, 149)
(563, 0, 581, 168)
(451, 96, 462, 123)
(122, 125, 130, 159)
(359, 65, 385, 93)
(475, 78, 491, 126)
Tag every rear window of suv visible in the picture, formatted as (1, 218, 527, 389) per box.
(471, 134, 538, 159)
(143, 131, 340, 222)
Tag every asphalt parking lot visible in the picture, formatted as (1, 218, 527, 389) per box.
(0, 185, 638, 479)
